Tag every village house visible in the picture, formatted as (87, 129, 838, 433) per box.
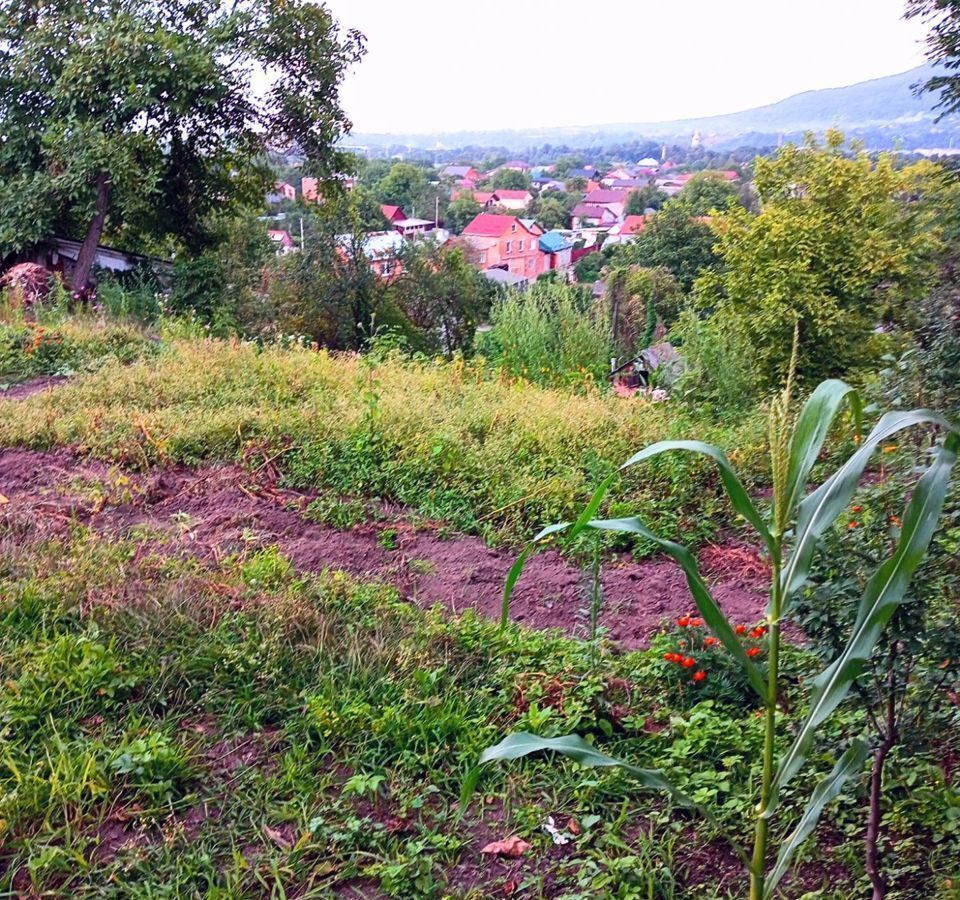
(440, 164, 480, 182)
(393, 217, 436, 239)
(451, 189, 495, 208)
(267, 181, 297, 204)
(460, 213, 547, 279)
(603, 215, 647, 247)
(490, 189, 533, 211)
(501, 159, 531, 172)
(571, 203, 620, 229)
(381, 205, 407, 225)
(338, 231, 406, 280)
(538, 231, 573, 272)
(582, 189, 627, 220)
(268, 229, 297, 254)
(301, 177, 319, 202)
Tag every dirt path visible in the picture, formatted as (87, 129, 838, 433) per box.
(0, 375, 69, 400)
(0, 447, 771, 648)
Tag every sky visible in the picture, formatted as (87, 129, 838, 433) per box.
(322, 0, 932, 135)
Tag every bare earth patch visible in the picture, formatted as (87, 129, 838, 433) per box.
(0, 375, 69, 400)
(0, 448, 771, 647)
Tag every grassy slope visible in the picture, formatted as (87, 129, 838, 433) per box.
(0, 524, 894, 898)
(1, 315, 956, 896)
(0, 319, 767, 546)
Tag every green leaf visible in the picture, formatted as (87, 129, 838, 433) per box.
(769, 431, 958, 815)
(582, 516, 768, 701)
(476, 732, 746, 864)
(763, 740, 868, 899)
(618, 441, 775, 556)
(784, 379, 862, 519)
(500, 522, 570, 629)
(781, 409, 953, 610)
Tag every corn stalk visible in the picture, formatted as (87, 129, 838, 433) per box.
(471, 378, 959, 897)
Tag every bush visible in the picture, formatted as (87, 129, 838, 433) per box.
(670, 308, 761, 413)
(476, 281, 610, 388)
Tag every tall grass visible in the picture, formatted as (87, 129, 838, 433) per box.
(0, 329, 767, 545)
(477, 281, 610, 388)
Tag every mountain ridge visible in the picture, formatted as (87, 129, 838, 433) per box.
(350, 64, 960, 151)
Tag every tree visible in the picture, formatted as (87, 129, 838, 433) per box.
(373, 163, 430, 214)
(625, 183, 668, 215)
(677, 172, 740, 216)
(604, 265, 683, 357)
(530, 192, 577, 230)
(0, 0, 364, 290)
(390, 242, 496, 356)
(489, 169, 531, 191)
(695, 131, 941, 387)
(574, 252, 605, 284)
(906, 0, 960, 116)
(444, 195, 483, 235)
(613, 199, 717, 292)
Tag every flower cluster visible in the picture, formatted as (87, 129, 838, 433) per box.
(659, 614, 768, 690)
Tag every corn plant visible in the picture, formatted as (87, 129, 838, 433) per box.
(469, 377, 959, 899)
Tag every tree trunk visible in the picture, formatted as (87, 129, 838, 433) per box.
(71, 172, 110, 293)
(865, 647, 899, 900)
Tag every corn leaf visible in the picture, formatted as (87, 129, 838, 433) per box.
(763, 740, 868, 899)
(582, 516, 768, 701)
(781, 409, 953, 610)
(618, 441, 775, 556)
(500, 521, 570, 628)
(784, 380, 862, 518)
(475, 731, 747, 865)
(769, 431, 958, 815)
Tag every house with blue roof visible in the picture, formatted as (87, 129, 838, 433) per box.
(538, 231, 573, 272)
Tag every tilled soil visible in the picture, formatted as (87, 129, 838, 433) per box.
(0, 447, 771, 647)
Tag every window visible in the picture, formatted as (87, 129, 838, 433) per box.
(511, 224, 517, 232)
(382, 260, 394, 276)
(479, 251, 486, 264)
(505, 241, 512, 253)
(518, 240, 524, 251)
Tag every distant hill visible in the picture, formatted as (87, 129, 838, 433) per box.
(351, 65, 960, 153)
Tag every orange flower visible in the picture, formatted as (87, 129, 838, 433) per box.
(851, 505, 862, 513)
(692, 670, 707, 683)
(681, 657, 696, 668)
(883, 445, 897, 454)
(690, 618, 703, 627)
(735, 625, 747, 635)
(704, 636, 719, 647)
(750, 626, 766, 639)
(889, 515, 902, 527)
(848, 521, 859, 529)
(677, 616, 691, 627)
(746, 647, 762, 658)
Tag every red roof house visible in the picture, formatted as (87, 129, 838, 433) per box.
(491, 189, 533, 211)
(381, 205, 407, 224)
(461, 214, 547, 278)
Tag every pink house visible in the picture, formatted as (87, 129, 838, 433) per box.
(583, 189, 626, 220)
(461, 213, 547, 278)
(491, 189, 533, 211)
(571, 203, 619, 229)
(275, 181, 296, 201)
(381, 204, 407, 224)
(301, 177, 319, 202)
(268, 229, 296, 254)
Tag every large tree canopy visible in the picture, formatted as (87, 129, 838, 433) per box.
(0, 0, 364, 288)
(694, 131, 941, 386)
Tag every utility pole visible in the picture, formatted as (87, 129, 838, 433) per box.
(299, 217, 305, 251)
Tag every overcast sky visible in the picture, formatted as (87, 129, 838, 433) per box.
(322, 0, 931, 134)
